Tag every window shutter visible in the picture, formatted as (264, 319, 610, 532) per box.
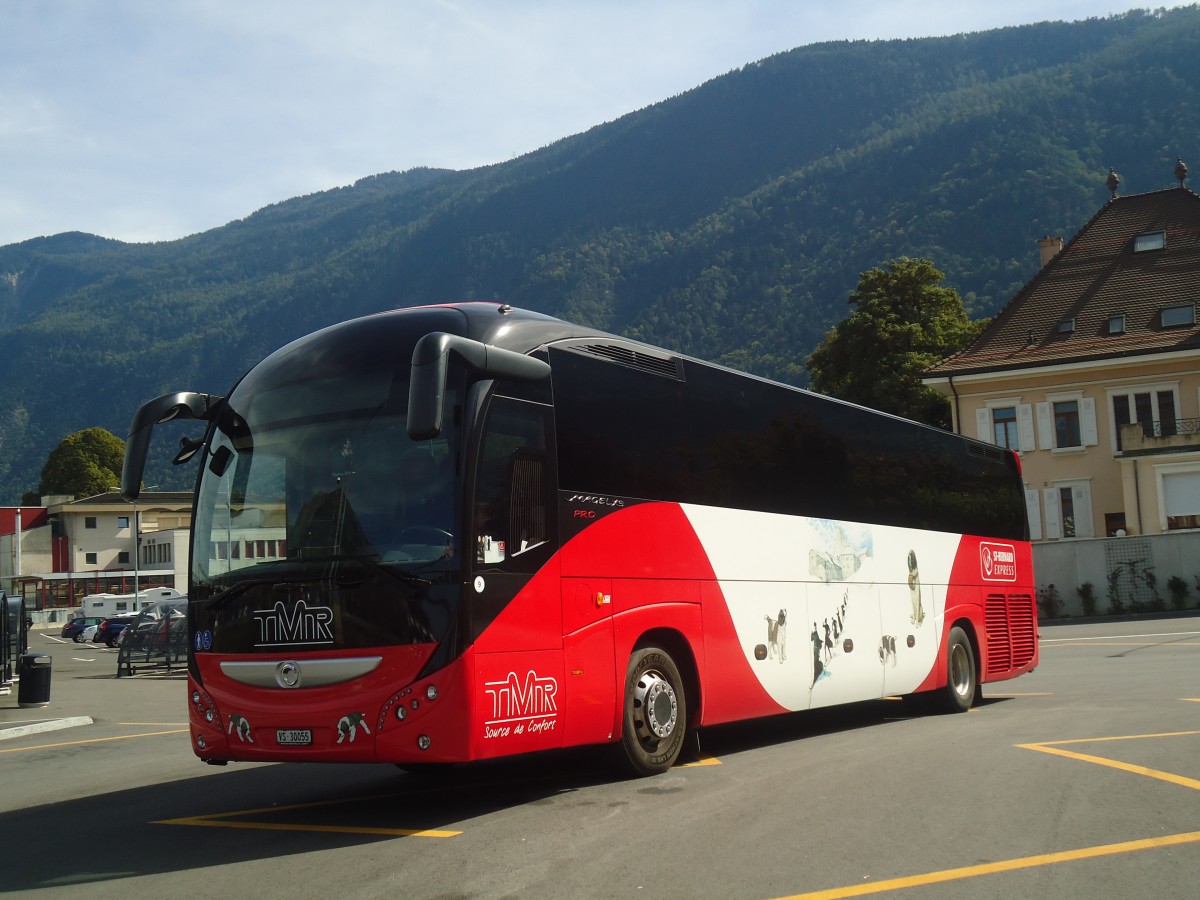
(1043, 488, 1061, 539)
(1025, 489, 1043, 540)
(1036, 402, 1053, 449)
(1072, 484, 1094, 538)
(1018, 405, 1035, 453)
(1081, 397, 1098, 446)
(975, 408, 992, 442)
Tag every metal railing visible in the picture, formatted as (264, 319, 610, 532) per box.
(1117, 418, 1200, 452)
(1142, 416, 1200, 438)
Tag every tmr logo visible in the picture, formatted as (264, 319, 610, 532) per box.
(253, 600, 335, 646)
(980, 542, 1018, 582)
(482, 670, 559, 739)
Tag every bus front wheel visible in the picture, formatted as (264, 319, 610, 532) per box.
(940, 626, 977, 713)
(620, 647, 687, 776)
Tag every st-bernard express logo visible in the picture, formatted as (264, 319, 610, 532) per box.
(980, 542, 1018, 582)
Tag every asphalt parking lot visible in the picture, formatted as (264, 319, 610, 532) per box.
(2, 616, 1198, 899)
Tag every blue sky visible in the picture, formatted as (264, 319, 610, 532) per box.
(0, 1, 1186, 246)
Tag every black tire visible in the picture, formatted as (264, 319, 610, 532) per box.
(939, 626, 977, 713)
(620, 647, 687, 776)
(73, 633, 83, 643)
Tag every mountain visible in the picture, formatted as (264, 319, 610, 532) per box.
(2, 7, 1200, 503)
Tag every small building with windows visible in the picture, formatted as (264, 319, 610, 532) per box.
(0, 491, 193, 611)
(923, 168, 1200, 609)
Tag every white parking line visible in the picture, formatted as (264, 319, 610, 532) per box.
(1042, 631, 1200, 643)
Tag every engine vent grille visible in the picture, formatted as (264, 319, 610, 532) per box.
(984, 593, 1037, 675)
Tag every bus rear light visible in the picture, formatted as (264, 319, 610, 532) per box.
(192, 687, 220, 727)
(417, 735, 431, 751)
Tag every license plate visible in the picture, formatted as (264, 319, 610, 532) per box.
(276, 729, 312, 746)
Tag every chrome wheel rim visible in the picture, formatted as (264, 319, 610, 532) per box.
(949, 642, 971, 699)
(632, 669, 678, 746)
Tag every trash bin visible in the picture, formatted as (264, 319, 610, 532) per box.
(17, 651, 51, 708)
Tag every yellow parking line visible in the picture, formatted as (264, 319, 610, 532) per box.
(0, 729, 187, 753)
(1017, 731, 1200, 791)
(156, 794, 462, 837)
(156, 814, 460, 838)
(778, 831, 1200, 899)
(779, 730, 1200, 898)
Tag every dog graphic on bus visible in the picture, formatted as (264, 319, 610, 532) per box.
(907, 550, 925, 626)
(228, 713, 253, 743)
(764, 609, 787, 662)
(336, 711, 371, 744)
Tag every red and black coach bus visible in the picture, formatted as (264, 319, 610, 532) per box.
(122, 302, 1037, 775)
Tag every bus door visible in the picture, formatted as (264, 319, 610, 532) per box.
(468, 392, 565, 757)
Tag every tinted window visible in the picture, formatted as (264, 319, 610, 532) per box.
(551, 347, 1026, 539)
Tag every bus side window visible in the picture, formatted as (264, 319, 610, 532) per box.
(475, 399, 552, 572)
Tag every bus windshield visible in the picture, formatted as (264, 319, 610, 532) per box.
(190, 364, 462, 652)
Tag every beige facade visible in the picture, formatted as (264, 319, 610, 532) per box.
(944, 354, 1200, 542)
(923, 180, 1200, 612)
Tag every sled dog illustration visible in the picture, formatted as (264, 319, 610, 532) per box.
(228, 713, 253, 743)
(336, 711, 371, 744)
(764, 609, 787, 662)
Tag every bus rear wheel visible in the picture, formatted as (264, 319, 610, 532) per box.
(620, 647, 687, 776)
(940, 626, 977, 713)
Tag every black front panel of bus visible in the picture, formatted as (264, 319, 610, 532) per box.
(549, 347, 1027, 541)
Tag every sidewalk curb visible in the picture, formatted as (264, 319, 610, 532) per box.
(0, 716, 94, 741)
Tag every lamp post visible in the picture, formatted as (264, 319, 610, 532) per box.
(115, 486, 157, 603)
(132, 502, 140, 601)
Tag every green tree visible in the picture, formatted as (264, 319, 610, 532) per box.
(805, 257, 984, 428)
(38, 427, 125, 499)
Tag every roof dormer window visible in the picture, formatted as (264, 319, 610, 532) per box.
(1161, 304, 1196, 328)
(1107, 314, 1126, 335)
(1056, 318, 1075, 334)
(1133, 230, 1166, 252)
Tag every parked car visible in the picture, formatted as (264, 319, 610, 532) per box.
(61, 616, 104, 642)
(121, 601, 186, 652)
(80, 623, 101, 643)
(93, 615, 136, 648)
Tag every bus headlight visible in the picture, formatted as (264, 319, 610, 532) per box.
(425, 684, 439, 701)
(417, 735, 431, 751)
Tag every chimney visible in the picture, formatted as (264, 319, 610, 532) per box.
(1037, 235, 1064, 268)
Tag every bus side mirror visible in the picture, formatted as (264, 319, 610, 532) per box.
(407, 333, 549, 440)
(122, 391, 221, 500)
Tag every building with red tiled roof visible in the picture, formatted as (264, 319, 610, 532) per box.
(923, 166, 1200, 611)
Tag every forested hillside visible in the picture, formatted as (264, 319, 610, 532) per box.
(1, 7, 1199, 502)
